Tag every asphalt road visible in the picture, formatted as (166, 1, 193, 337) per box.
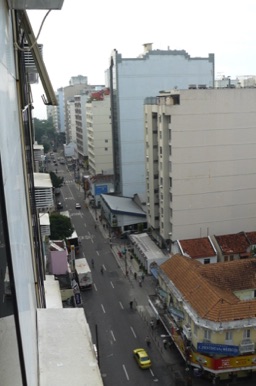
(56, 161, 174, 385)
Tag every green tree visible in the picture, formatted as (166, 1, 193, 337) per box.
(50, 213, 73, 240)
(50, 171, 64, 188)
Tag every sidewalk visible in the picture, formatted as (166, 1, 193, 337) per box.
(88, 206, 256, 386)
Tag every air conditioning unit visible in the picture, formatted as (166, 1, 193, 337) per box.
(8, 0, 64, 9)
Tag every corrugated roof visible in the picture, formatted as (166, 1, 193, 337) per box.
(160, 255, 256, 322)
(101, 194, 145, 216)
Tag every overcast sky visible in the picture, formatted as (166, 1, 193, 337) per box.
(28, 0, 256, 119)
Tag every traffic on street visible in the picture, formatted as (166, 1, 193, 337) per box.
(49, 157, 176, 385)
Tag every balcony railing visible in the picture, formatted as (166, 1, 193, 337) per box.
(182, 324, 192, 340)
(239, 339, 255, 354)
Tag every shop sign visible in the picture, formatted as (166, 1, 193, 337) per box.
(198, 342, 239, 356)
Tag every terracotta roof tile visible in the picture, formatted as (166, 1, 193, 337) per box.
(178, 237, 216, 259)
(214, 233, 250, 255)
(246, 231, 256, 245)
(160, 255, 256, 322)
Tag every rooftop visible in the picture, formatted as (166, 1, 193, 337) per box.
(160, 255, 256, 322)
(178, 236, 216, 259)
(214, 232, 250, 255)
(34, 173, 53, 188)
(101, 194, 146, 216)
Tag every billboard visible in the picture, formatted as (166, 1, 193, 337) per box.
(95, 184, 108, 195)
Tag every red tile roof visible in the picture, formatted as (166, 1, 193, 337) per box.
(178, 237, 216, 259)
(214, 233, 250, 255)
(246, 231, 256, 245)
(160, 255, 256, 322)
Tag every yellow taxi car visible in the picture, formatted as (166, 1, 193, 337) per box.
(133, 348, 152, 369)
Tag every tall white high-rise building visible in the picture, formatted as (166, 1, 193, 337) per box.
(145, 89, 256, 249)
(109, 44, 215, 197)
(86, 89, 113, 175)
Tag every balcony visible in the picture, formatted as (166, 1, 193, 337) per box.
(183, 324, 192, 340)
(239, 339, 255, 354)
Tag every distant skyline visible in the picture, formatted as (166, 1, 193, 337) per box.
(28, 0, 256, 119)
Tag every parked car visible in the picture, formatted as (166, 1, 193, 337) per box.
(133, 348, 151, 369)
(75, 203, 81, 209)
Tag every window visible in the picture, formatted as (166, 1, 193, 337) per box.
(243, 329, 251, 339)
(105, 139, 108, 143)
(204, 329, 211, 341)
(105, 148, 108, 151)
(225, 331, 233, 342)
(204, 258, 210, 264)
(194, 324, 198, 337)
(0, 157, 26, 383)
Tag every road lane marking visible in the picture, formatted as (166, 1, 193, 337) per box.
(119, 301, 124, 309)
(122, 364, 129, 381)
(101, 304, 106, 313)
(130, 326, 137, 338)
(96, 251, 99, 256)
(150, 368, 155, 377)
(102, 264, 106, 271)
(110, 330, 116, 342)
(93, 283, 97, 291)
(110, 281, 114, 288)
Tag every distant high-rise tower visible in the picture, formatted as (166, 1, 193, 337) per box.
(109, 44, 214, 197)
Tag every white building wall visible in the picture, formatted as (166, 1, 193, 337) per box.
(0, 3, 38, 384)
(111, 47, 214, 197)
(67, 99, 76, 143)
(147, 89, 256, 243)
(87, 95, 113, 175)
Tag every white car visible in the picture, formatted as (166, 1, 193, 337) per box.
(75, 203, 81, 209)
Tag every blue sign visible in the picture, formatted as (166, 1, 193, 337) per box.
(197, 342, 239, 356)
(95, 184, 108, 195)
(75, 292, 81, 306)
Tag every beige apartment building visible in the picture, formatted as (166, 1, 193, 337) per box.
(86, 89, 113, 175)
(144, 89, 256, 249)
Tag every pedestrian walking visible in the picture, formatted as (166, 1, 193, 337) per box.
(145, 336, 151, 348)
(100, 265, 104, 275)
(94, 223, 97, 230)
(129, 300, 133, 309)
(134, 272, 137, 280)
(141, 273, 145, 281)
(163, 339, 168, 349)
(91, 258, 94, 268)
(150, 320, 154, 330)
(139, 278, 142, 287)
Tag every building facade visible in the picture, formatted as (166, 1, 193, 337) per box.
(86, 89, 113, 175)
(109, 43, 214, 197)
(0, 3, 103, 385)
(145, 89, 256, 248)
(151, 255, 256, 382)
